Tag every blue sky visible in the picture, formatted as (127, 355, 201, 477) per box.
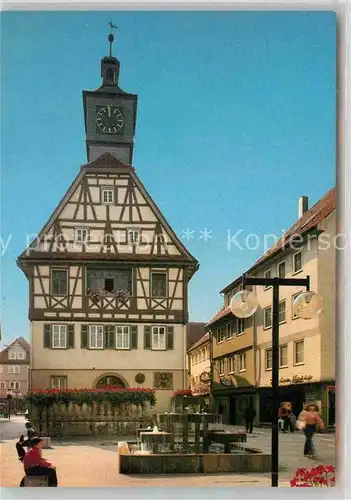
(0, 11, 336, 346)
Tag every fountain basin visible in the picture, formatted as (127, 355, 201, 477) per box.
(119, 449, 271, 474)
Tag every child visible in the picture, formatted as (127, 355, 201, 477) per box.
(16, 435, 26, 462)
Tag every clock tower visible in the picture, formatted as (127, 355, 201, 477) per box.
(82, 30, 137, 164)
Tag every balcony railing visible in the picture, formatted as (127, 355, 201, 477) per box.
(86, 288, 131, 311)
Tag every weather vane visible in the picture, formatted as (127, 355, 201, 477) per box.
(108, 20, 118, 57)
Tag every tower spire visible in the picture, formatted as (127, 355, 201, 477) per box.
(108, 20, 118, 58)
(100, 21, 120, 87)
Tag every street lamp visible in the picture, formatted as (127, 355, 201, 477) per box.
(230, 274, 323, 487)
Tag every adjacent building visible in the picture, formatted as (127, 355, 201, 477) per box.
(187, 332, 210, 396)
(206, 284, 257, 425)
(17, 37, 198, 412)
(0, 337, 30, 410)
(207, 188, 336, 425)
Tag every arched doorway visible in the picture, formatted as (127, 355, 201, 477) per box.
(96, 375, 126, 389)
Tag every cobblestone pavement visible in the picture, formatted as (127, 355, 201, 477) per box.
(0, 417, 335, 488)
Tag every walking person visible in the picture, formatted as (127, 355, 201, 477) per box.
(297, 403, 325, 458)
(278, 402, 294, 433)
(244, 405, 256, 434)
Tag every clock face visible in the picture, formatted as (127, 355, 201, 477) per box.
(96, 106, 124, 134)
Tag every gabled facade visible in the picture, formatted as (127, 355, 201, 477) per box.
(207, 188, 336, 425)
(17, 37, 198, 412)
(0, 337, 30, 407)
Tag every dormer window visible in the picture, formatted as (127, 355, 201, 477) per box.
(102, 187, 114, 204)
(127, 228, 141, 245)
(75, 227, 89, 244)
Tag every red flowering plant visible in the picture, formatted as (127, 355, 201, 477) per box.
(26, 388, 156, 408)
(172, 389, 193, 398)
(290, 465, 336, 487)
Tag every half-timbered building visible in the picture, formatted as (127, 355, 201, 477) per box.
(17, 36, 198, 412)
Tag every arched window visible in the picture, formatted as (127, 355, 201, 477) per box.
(106, 68, 115, 84)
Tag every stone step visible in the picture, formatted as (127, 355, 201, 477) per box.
(23, 476, 48, 487)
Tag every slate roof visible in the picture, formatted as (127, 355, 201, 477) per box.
(187, 332, 210, 353)
(81, 152, 133, 170)
(186, 322, 207, 350)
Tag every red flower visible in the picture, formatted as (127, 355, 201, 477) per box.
(291, 465, 335, 488)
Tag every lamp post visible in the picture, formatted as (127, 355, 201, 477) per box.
(230, 274, 323, 487)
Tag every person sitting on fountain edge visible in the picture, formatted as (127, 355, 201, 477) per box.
(19, 437, 58, 487)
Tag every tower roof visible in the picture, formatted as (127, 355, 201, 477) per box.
(80, 152, 133, 170)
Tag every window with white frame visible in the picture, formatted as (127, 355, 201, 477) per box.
(280, 344, 288, 368)
(0, 381, 6, 389)
(17, 352, 26, 360)
(116, 326, 130, 349)
(8, 351, 16, 360)
(51, 376, 67, 390)
(89, 325, 104, 349)
(226, 322, 233, 339)
(218, 359, 225, 375)
(294, 340, 304, 365)
(278, 300, 286, 323)
(102, 187, 114, 204)
(293, 251, 302, 274)
(237, 318, 245, 335)
(277, 261, 286, 278)
(51, 269, 68, 296)
(8, 366, 20, 374)
(75, 227, 89, 244)
(9, 381, 20, 390)
(264, 269, 272, 289)
(151, 272, 167, 298)
(264, 306, 272, 329)
(239, 353, 246, 372)
(265, 348, 272, 370)
(292, 292, 302, 319)
(152, 326, 166, 350)
(228, 356, 235, 373)
(127, 228, 141, 245)
(52, 325, 67, 349)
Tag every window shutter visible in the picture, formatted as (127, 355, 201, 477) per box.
(81, 325, 88, 348)
(104, 325, 115, 349)
(68, 325, 75, 349)
(131, 325, 138, 349)
(144, 326, 151, 349)
(166, 326, 174, 350)
(103, 327, 109, 349)
(43, 324, 51, 348)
